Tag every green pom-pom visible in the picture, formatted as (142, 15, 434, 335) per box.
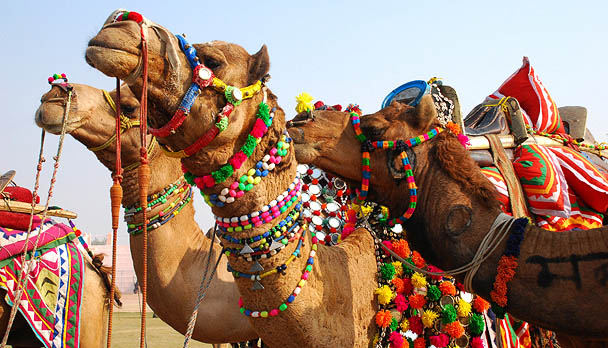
(390, 318, 399, 331)
(380, 263, 396, 280)
(257, 102, 271, 125)
(402, 258, 415, 276)
(491, 301, 506, 319)
(427, 285, 441, 301)
(212, 165, 234, 184)
(242, 134, 258, 156)
(441, 304, 458, 324)
(469, 313, 485, 336)
(183, 172, 195, 185)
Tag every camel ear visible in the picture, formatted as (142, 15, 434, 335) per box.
(399, 94, 436, 130)
(248, 45, 270, 85)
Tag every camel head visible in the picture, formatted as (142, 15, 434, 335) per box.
(85, 10, 271, 174)
(35, 82, 144, 170)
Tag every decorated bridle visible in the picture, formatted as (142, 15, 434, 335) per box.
(350, 111, 444, 226)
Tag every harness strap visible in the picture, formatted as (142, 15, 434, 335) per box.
(88, 90, 141, 152)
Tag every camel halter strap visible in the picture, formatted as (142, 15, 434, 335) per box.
(156, 34, 268, 159)
(350, 112, 443, 226)
(0, 74, 73, 347)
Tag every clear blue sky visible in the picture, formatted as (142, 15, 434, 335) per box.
(2, 1, 607, 244)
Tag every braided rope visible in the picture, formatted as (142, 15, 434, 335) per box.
(183, 225, 223, 348)
(1, 88, 73, 347)
(88, 90, 141, 152)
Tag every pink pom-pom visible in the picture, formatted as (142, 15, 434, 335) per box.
(230, 151, 248, 169)
(457, 133, 470, 148)
(193, 177, 206, 189)
(382, 240, 393, 256)
(471, 337, 484, 348)
(429, 334, 449, 347)
(61, 73, 66, 78)
(128, 11, 143, 23)
(250, 118, 268, 138)
(202, 175, 215, 188)
(388, 331, 404, 348)
(311, 237, 318, 244)
(394, 294, 409, 312)
(341, 226, 354, 239)
(48, 77, 54, 83)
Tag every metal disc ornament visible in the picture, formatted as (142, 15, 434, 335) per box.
(297, 164, 308, 175)
(328, 217, 341, 229)
(311, 215, 324, 226)
(326, 202, 340, 212)
(308, 184, 321, 195)
(308, 201, 322, 212)
(301, 192, 310, 202)
(311, 168, 322, 178)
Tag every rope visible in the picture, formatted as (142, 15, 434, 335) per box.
(88, 90, 140, 152)
(183, 225, 223, 348)
(0, 88, 73, 347)
(377, 213, 516, 293)
(107, 78, 124, 348)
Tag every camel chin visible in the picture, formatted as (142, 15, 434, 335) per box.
(85, 46, 139, 80)
(34, 106, 82, 135)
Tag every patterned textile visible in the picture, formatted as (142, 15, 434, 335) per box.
(535, 188, 604, 231)
(481, 166, 512, 214)
(512, 144, 571, 218)
(0, 223, 84, 348)
(490, 57, 565, 134)
(0, 219, 74, 262)
(548, 146, 608, 213)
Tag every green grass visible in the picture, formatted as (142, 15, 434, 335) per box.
(111, 312, 214, 348)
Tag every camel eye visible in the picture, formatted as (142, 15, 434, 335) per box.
(122, 106, 137, 115)
(204, 57, 221, 70)
(362, 125, 386, 140)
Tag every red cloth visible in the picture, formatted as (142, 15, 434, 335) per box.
(3, 186, 39, 204)
(1, 186, 41, 230)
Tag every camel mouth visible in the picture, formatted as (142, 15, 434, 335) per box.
(85, 22, 142, 79)
(35, 104, 81, 135)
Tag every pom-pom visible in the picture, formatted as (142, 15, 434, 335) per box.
(345, 103, 362, 116)
(446, 121, 462, 135)
(128, 11, 143, 23)
(392, 240, 411, 258)
(382, 240, 393, 256)
(394, 294, 408, 312)
(390, 318, 399, 331)
(427, 285, 441, 301)
(399, 318, 409, 331)
(295, 92, 314, 113)
(392, 261, 404, 277)
(441, 304, 457, 324)
(426, 265, 443, 280)
(457, 298, 472, 317)
(457, 133, 471, 148)
(429, 334, 449, 348)
(250, 118, 268, 138)
(380, 262, 396, 280)
(392, 278, 405, 294)
(422, 309, 439, 328)
(241, 134, 258, 156)
(439, 281, 456, 296)
(443, 321, 465, 338)
(411, 272, 427, 288)
(389, 331, 404, 348)
(413, 337, 425, 348)
(408, 316, 423, 335)
(376, 310, 392, 328)
(471, 336, 484, 348)
(402, 278, 414, 295)
(341, 226, 354, 239)
(408, 294, 426, 309)
(411, 251, 425, 268)
(229, 151, 248, 170)
(375, 285, 394, 305)
(211, 165, 234, 184)
(469, 313, 485, 336)
(473, 296, 490, 313)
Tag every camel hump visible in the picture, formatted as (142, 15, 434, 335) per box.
(558, 106, 587, 141)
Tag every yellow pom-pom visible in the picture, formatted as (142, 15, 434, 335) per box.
(392, 261, 403, 277)
(457, 298, 472, 317)
(422, 309, 439, 328)
(400, 318, 409, 331)
(295, 92, 314, 113)
(381, 206, 389, 217)
(411, 272, 427, 288)
(375, 285, 394, 305)
(359, 205, 373, 218)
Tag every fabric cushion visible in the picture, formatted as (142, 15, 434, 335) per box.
(480, 166, 512, 214)
(535, 188, 604, 231)
(548, 146, 608, 213)
(512, 144, 571, 218)
(490, 57, 565, 134)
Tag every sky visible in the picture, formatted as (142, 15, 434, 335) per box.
(2, 0, 607, 245)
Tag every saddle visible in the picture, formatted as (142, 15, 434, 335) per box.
(558, 106, 587, 141)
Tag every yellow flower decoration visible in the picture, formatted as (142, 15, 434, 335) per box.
(380, 206, 389, 217)
(422, 309, 439, 328)
(359, 205, 374, 218)
(457, 298, 472, 317)
(392, 261, 403, 277)
(295, 92, 314, 113)
(375, 285, 394, 305)
(400, 318, 409, 331)
(411, 272, 427, 288)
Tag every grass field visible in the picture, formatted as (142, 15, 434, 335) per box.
(110, 312, 214, 348)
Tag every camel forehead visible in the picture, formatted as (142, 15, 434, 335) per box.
(199, 40, 250, 59)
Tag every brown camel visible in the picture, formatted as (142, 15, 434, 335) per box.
(288, 97, 608, 345)
(85, 14, 377, 347)
(35, 82, 258, 346)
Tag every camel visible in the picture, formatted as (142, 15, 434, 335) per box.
(34, 82, 259, 347)
(287, 97, 608, 346)
(85, 13, 377, 347)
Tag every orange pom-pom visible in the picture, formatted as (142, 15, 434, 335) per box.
(375, 310, 393, 328)
(439, 281, 456, 296)
(443, 321, 465, 338)
(446, 121, 462, 135)
(414, 337, 426, 348)
(473, 296, 490, 313)
(411, 250, 425, 268)
(408, 293, 427, 309)
(392, 239, 411, 259)
(392, 277, 405, 294)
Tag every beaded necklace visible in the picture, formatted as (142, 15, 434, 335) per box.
(215, 174, 301, 232)
(238, 225, 317, 318)
(126, 186, 192, 235)
(228, 228, 305, 291)
(222, 220, 301, 258)
(351, 112, 443, 226)
(124, 177, 187, 216)
(183, 103, 274, 189)
(224, 224, 302, 262)
(207, 134, 291, 207)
